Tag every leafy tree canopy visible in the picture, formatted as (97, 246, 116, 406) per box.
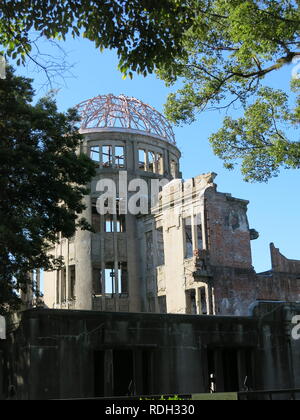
(0, 66, 95, 315)
(0, 0, 192, 77)
(157, 0, 300, 182)
(1, 0, 299, 183)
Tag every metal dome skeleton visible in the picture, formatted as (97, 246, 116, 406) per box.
(76, 94, 176, 145)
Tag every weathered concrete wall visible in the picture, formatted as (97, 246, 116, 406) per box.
(41, 126, 300, 320)
(152, 173, 257, 316)
(1, 309, 254, 399)
(152, 175, 214, 314)
(43, 129, 181, 313)
(3, 303, 300, 400)
(150, 173, 300, 317)
(252, 302, 300, 391)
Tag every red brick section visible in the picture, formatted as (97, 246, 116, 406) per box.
(212, 272, 300, 315)
(204, 187, 252, 269)
(203, 188, 300, 315)
(270, 243, 300, 274)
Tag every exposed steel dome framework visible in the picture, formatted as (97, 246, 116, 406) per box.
(76, 94, 176, 144)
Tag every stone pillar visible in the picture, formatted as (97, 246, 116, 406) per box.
(75, 196, 93, 310)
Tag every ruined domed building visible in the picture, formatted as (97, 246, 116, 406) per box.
(43, 94, 300, 316)
(2, 95, 300, 400)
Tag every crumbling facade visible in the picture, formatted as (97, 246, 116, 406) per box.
(2, 302, 300, 400)
(2, 94, 300, 401)
(43, 94, 300, 316)
(44, 94, 181, 313)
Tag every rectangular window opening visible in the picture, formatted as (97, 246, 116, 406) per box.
(116, 215, 126, 233)
(148, 151, 155, 173)
(61, 268, 67, 303)
(113, 350, 134, 397)
(118, 262, 128, 294)
(104, 214, 114, 233)
(105, 263, 115, 294)
(91, 146, 100, 162)
(158, 296, 167, 314)
(199, 287, 208, 315)
(157, 153, 164, 175)
(104, 214, 126, 233)
(69, 265, 76, 300)
(115, 146, 125, 168)
(104, 262, 128, 294)
(184, 217, 193, 259)
(138, 149, 146, 171)
(186, 289, 197, 315)
(102, 145, 113, 167)
(93, 267, 103, 295)
(197, 218, 203, 250)
(116, 200, 126, 232)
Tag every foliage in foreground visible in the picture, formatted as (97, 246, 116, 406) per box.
(0, 1, 192, 77)
(1, 1, 299, 181)
(157, 0, 300, 182)
(0, 66, 95, 315)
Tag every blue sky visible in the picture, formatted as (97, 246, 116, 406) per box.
(14, 36, 300, 273)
